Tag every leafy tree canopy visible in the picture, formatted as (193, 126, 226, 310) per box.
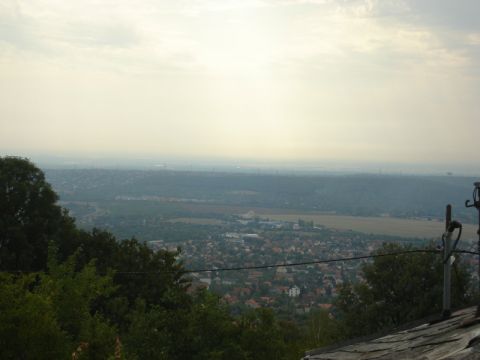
(0, 156, 77, 271)
(0, 247, 117, 360)
(336, 243, 472, 338)
(0, 157, 474, 359)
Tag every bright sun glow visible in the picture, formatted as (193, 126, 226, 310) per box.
(0, 0, 479, 165)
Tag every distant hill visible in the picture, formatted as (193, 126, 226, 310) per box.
(44, 169, 477, 223)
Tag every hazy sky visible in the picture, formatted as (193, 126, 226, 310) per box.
(1, 0, 479, 165)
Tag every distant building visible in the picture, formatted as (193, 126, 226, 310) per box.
(198, 278, 211, 288)
(224, 232, 240, 239)
(245, 299, 260, 309)
(288, 285, 300, 298)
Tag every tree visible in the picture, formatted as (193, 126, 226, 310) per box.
(186, 291, 244, 360)
(111, 239, 189, 308)
(0, 157, 313, 359)
(38, 247, 118, 360)
(305, 309, 341, 348)
(238, 308, 304, 360)
(0, 247, 119, 360)
(0, 156, 77, 271)
(0, 273, 70, 360)
(336, 243, 472, 338)
(124, 290, 244, 360)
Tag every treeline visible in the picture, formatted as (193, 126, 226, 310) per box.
(1, 157, 309, 359)
(45, 168, 477, 222)
(0, 157, 474, 359)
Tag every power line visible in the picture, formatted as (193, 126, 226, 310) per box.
(454, 249, 480, 256)
(115, 249, 453, 275)
(181, 249, 442, 274)
(3, 249, 478, 275)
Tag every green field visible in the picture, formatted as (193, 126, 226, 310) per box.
(63, 198, 478, 240)
(167, 217, 225, 225)
(263, 213, 478, 239)
(167, 201, 478, 239)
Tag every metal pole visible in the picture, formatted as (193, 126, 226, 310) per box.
(443, 205, 452, 318)
(446, 204, 452, 232)
(477, 202, 480, 317)
(465, 182, 480, 317)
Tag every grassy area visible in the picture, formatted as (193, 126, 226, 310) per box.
(64, 198, 478, 240)
(167, 217, 225, 225)
(174, 202, 478, 239)
(262, 213, 478, 239)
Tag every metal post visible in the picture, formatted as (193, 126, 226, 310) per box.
(443, 205, 452, 318)
(465, 182, 480, 317)
(446, 204, 452, 232)
(478, 206, 480, 317)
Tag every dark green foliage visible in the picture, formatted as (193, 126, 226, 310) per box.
(0, 273, 70, 360)
(0, 157, 311, 359)
(75, 229, 118, 274)
(124, 291, 245, 360)
(238, 308, 305, 360)
(186, 294, 244, 360)
(0, 249, 118, 359)
(1, 157, 475, 359)
(0, 156, 77, 271)
(73, 231, 191, 334)
(336, 243, 472, 338)
(305, 309, 342, 348)
(122, 290, 307, 360)
(40, 248, 118, 358)
(72, 228, 189, 308)
(111, 239, 188, 308)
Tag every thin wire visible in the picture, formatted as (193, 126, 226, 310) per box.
(454, 249, 480, 256)
(467, 242, 477, 253)
(118, 249, 445, 274)
(2, 249, 478, 276)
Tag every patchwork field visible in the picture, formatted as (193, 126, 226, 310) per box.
(167, 217, 225, 225)
(62, 197, 478, 240)
(262, 213, 478, 239)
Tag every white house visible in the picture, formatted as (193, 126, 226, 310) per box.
(288, 285, 300, 298)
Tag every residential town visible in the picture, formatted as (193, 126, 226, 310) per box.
(148, 217, 437, 319)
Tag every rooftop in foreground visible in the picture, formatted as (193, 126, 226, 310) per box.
(304, 306, 480, 360)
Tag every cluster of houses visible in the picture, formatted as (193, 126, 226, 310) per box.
(173, 226, 379, 315)
(148, 218, 476, 317)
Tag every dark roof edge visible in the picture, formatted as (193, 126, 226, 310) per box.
(304, 305, 477, 357)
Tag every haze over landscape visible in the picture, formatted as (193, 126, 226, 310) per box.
(1, 0, 479, 173)
(3, 2, 480, 358)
